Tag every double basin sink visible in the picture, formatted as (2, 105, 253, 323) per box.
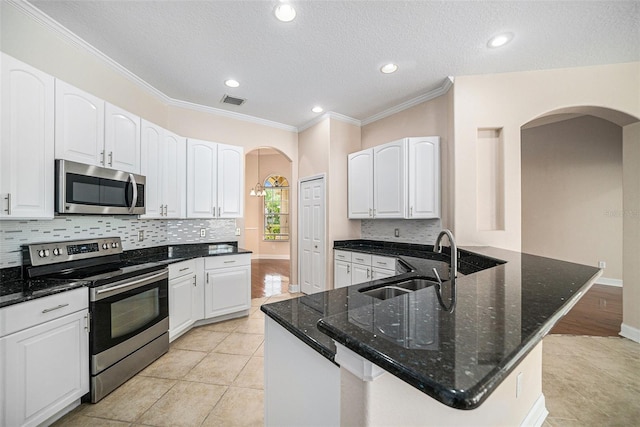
(359, 277, 439, 300)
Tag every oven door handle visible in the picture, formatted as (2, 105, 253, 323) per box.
(128, 174, 138, 214)
(93, 270, 168, 301)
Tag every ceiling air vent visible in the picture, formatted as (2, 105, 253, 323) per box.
(221, 94, 246, 106)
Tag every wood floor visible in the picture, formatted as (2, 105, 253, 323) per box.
(251, 259, 290, 298)
(251, 260, 623, 336)
(550, 283, 623, 336)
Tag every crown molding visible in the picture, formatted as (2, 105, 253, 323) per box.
(361, 76, 454, 126)
(11, 0, 297, 133)
(298, 112, 361, 132)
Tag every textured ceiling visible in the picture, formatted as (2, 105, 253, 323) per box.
(28, 1, 640, 128)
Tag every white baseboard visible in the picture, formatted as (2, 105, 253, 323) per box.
(251, 254, 290, 260)
(521, 394, 548, 427)
(620, 323, 640, 343)
(595, 277, 623, 287)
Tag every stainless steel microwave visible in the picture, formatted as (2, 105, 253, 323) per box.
(56, 160, 146, 215)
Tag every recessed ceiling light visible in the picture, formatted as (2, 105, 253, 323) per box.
(225, 79, 240, 88)
(274, 3, 296, 22)
(487, 33, 514, 48)
(312, 106, 323, 113)
(380, 63, 398, 74)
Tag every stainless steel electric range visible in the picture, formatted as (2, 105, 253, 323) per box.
(23, 237, 169, 403)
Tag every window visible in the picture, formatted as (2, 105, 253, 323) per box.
(264, 175, 289, 241)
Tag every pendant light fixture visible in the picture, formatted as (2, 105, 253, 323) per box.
(250, 148, 267, 197)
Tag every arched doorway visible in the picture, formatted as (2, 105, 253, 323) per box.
(244, 147, 293, 297)
(520, 106, 640, 338)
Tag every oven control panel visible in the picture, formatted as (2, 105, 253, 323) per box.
(26, 237, 123, 266)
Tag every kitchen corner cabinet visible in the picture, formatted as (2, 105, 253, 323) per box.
(55, 80, 141, 174)
(1, 287, 89, 427)
(186, 139, 244, 219)
(168, 260, 199, 341)
(347, 137, 440, 219)
(204, 254, 251, 318)
(140, 120, 186, 219)
(0, 53, 55, 219)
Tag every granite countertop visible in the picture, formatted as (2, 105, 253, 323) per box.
(0, 241, 252, 309)
(261, 241, 601, 410)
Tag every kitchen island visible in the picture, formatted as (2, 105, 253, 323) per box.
(261, 243, 601, 426)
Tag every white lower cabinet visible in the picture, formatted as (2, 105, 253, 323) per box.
(168, 260, 199, 341)
(333, 250, 397, 288)
(204, 254, 251, 318)
(0, 288, 89, 427)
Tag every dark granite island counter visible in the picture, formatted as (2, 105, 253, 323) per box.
(261, 244, 601, 426)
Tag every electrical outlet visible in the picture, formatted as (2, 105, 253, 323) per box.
(200, 228, 206, 237)
(235, 228, 241, 236)
(394, 228, 400, 238)
(138, 230, 144, 241)
(598, 261, 606, 269)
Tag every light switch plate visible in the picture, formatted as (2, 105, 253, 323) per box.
(235, 228, 241, 236)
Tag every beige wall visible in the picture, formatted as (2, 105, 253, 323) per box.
(454, 62, 640, 250)
(623, 122, 640, 339)
(361, 91, 453, 229)
(522, 116, 623, 280)
(244, 151, 292, 259)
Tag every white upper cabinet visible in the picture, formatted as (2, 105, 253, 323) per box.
(186, 139, 244, 219)
(407, 137, 440, 219)
(0, 54, 55, 219)
(373, 140, 406, 218)
(186, 139, 217, 218)
(347, 137, 440, 219)
(104, 103, 141, 173)
(55, 80, 141, 174)
(55, 80, 105, 167)
(141, 120, 186, 218)
(217, 143, 244, 218)
(347, 149, 373, 219)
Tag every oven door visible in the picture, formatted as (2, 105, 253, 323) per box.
(89, 269, 168, 373)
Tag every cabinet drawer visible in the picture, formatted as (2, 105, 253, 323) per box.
(371, 255, 396, 271)
(371, 267, 396, 281)
(351, 253, 372, 266)
(334, 250, 352, 262)
(169, 259, 196, 280)
(205, 253, 251, 269)
(0, 287, 88, 337)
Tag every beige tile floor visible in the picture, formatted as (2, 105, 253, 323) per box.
(54, 293, 640, 427)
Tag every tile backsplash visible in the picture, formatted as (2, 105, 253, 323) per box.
(361, 218, 442, 244)
(0, 216, 237, 268)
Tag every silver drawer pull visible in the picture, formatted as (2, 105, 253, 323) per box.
(376, 261, 388, 265)
(179, 267, 190, 272)
(42, 303, 69, 314)
(224, 260, 236, 264)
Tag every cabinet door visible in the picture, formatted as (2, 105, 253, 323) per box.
(164, 131, 186, 218)
(351, 263, 370, 285)
(169, 274, 196, 341)
(347, 149, 373, 219)
(54, 80, 104, 166)
(334, 260, 351, 289)
(217, 143, 244, 218)
(186, 139, 216, 218)
(204, 265, 250, 318)
(0, 54, 55, 219)
(373, 140, 406, 218)
(1, 310, 89, 427)
(408, 137, 440, 219)
(140, 120, 164, 218)
(104, 103, 140, 173)
(371, 267, 396, 281)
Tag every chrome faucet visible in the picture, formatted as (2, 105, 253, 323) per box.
(434, 229, 457, 280)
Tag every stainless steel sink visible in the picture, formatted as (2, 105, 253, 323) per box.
(359, 277, 438, 300)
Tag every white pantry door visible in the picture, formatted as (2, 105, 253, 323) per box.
(299, 176, 326, 294)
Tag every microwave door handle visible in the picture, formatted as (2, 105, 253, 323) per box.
(128, 174, 138, 213)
